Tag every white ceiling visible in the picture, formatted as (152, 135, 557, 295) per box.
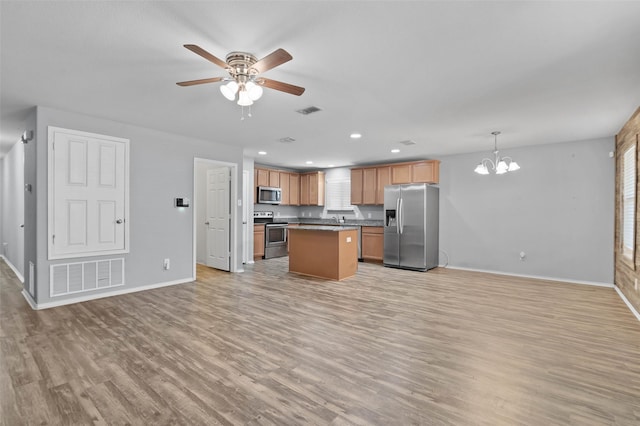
(1, 1, 639, 169)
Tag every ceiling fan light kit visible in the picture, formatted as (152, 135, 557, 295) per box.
(474, 131, 520, 175)
(177, 44, 304, 112)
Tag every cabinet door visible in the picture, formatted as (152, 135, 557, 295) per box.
(309, 173, 318, 204)
(363, 168, 377, 205)
(253, 224, 265, 259)
(412, 160, 439, 184)
(362, 226, 384, 261)
(350, 169, 363, 205)
(256, 168, 269, 187)
(316, 171, 325, 206)
(376, 166, 391, 205)
(391, 164, 412, 184)
(290, 173, 300, 205)
(280, 172, 290, 205)
(300, 174, 309, 205)
(269, 170, 280, 187)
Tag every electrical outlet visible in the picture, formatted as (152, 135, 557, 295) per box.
(368, 213, 372, 218)
(163, 258, 170, 270)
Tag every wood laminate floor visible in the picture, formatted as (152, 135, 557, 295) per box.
(1, 258, 640, 425)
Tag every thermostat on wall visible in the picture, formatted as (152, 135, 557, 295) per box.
(175, 197, 190, 208)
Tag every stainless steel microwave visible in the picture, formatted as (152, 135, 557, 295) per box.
(257, 186, 282, 204)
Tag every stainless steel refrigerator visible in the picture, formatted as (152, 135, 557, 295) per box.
(383, 183, 439, 271)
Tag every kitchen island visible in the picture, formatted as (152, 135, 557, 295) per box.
(287, 225, 359, 280)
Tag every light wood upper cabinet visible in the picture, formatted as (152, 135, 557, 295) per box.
(351, 160, 439, 205)
(362, 168, 377, 205)
(269, 170, 280, 188)
(412, 160, 439, 184)
(305, 171, 325, 206)
(280, 172, 290, 205)
(256, 168, 269, 187)
(300, 174, 310, 205)
(376, 166, 391, 205)
(391, 163, 412, 184)
(299, 172, 324, 206)
(392, 160, 439, 185)
(350, 169, 363, 205)
(289, 173, 300, 205)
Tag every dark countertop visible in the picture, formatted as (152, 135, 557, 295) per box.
(288, 225, 360, 232)
(273, 218, 384, 227)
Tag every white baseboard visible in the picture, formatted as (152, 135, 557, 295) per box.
(22, 289, 38, 310)
(0, 255, 24, 283)
(614, 285, 640, 322)
(444, 265, 614, 288)
(23, 276, 195, 310)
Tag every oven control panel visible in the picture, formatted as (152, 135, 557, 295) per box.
(253, 211, 274, 220)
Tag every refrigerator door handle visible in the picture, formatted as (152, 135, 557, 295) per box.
(396, 198, 400, 234)
(399, 197, 403, 234)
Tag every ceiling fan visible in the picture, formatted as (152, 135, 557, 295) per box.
(176, 44, 305, 106)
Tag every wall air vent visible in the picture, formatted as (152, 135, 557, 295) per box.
(399, 140, 417, 146)
(296, 106, 322, 115)
(278, 137, 296, 144)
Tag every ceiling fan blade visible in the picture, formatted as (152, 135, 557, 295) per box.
(259, 78, 305, 96)
(176, 77, 224, 87)
(252, 48, 293, 74)
(183, 44, 228, 69)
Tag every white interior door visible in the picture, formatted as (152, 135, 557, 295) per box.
(242, 170, 250, 264)
(48, 127, 129, 259)
(206, 167, 230, 271)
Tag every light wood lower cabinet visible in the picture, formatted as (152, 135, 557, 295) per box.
(254, 224, 265, 259)
(361, 226, 384, 262)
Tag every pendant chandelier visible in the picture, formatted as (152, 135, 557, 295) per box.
(474, 131, 520, 175)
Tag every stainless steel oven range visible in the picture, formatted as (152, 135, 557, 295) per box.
(254, 211, 288, 259)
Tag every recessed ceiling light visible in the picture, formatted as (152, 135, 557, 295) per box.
(258, 151, 267, 155)
(350, 133, 362, 139)
(391, 149, 400, 153)
(305, 161, 313, 165)
(327, 164, 335, 168)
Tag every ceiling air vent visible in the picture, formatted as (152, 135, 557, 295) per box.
(296, 106, 322, 115)
(399, 140, 416, 146)
(278, 137, 296, 144)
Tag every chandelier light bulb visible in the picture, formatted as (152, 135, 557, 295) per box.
(237, 89, 253, 106)
(220, 81, 238, 101)
(246, 81, 263, 101)
(508, 161, 520, 172)
(496, 160, 508, 174)
(474, 163, 489, 175)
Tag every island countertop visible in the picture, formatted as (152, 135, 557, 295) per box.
(288, 225, 360, 232)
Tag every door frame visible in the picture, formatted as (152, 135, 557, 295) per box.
(193, 158, 239, 277)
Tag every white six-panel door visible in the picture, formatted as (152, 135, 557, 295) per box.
(206, 167, 230, 271)
(48, 127, 129, 259)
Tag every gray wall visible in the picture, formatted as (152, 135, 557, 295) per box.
(438, 137, 615, 284)
(0, 140, 25, 277)
(31, 106, 244, 306)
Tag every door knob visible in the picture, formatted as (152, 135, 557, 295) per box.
(116, 219, 123, 224)
(205, 221, 210, 225)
